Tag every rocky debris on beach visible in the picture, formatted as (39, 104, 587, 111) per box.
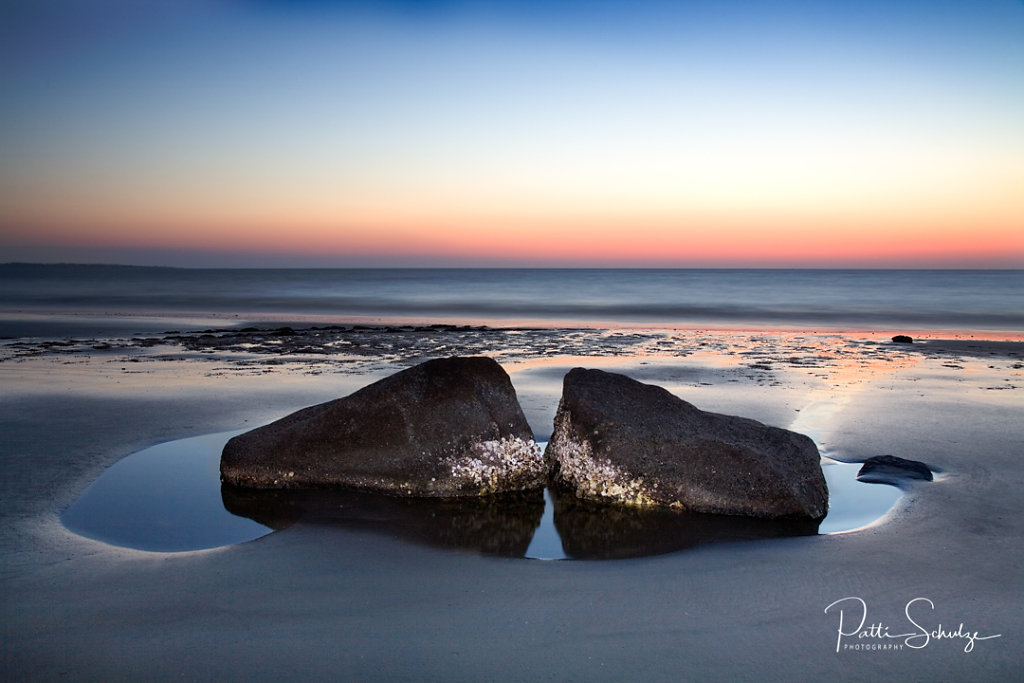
(857, 455, 933, 484)
(544, 368, 829, 520)
(221, 356, 545, 496)
(891, 335, 914, 343)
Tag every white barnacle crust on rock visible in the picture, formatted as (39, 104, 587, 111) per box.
(546, 414, 657, 506)
(446, 437, 545, 494)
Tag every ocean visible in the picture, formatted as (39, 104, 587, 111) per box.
(1, 264, 1022, 335)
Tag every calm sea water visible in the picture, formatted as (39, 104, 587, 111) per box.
(2, 264, 1022, 333)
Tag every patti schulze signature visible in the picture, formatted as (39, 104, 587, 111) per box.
(824, 597, 1002, 653)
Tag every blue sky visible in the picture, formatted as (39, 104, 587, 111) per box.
(1, 0, 1022, 266)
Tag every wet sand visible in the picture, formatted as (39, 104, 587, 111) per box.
(1, 322, 1022, 680)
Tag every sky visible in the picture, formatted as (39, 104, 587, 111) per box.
(1, 0, 1022, 268)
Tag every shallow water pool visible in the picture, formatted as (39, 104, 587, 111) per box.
(62, 433, 901, 559)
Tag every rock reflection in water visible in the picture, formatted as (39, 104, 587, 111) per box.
(222, 483, 818, 560)
(550, 487, 820, 560)
(221, 485, 545, 557)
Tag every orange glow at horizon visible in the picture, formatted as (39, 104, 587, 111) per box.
(3, 131, 1021, 267)
(5, 202, 1021, 267)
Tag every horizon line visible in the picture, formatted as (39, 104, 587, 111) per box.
(4, 261, 1022, 272)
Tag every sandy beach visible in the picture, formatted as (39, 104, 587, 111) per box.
(1, 321, 1021, 680)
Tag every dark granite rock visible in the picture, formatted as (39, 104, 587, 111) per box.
(891, 335, 914, 343)
(544, 368, 828, 520)
(221, 356, 544, 496)
(857, 455, 933, 484)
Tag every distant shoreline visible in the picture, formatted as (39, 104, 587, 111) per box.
(4, 261, 1022, 272)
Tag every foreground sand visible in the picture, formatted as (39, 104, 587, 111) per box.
(1, 324, 1022, 680)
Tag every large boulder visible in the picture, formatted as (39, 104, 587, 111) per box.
(544, 368, 828, 520)
(221, 356, 544, 496)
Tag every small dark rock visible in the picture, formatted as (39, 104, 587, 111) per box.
(891, 335, 914, 344)
(857, 455, 933, 484)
